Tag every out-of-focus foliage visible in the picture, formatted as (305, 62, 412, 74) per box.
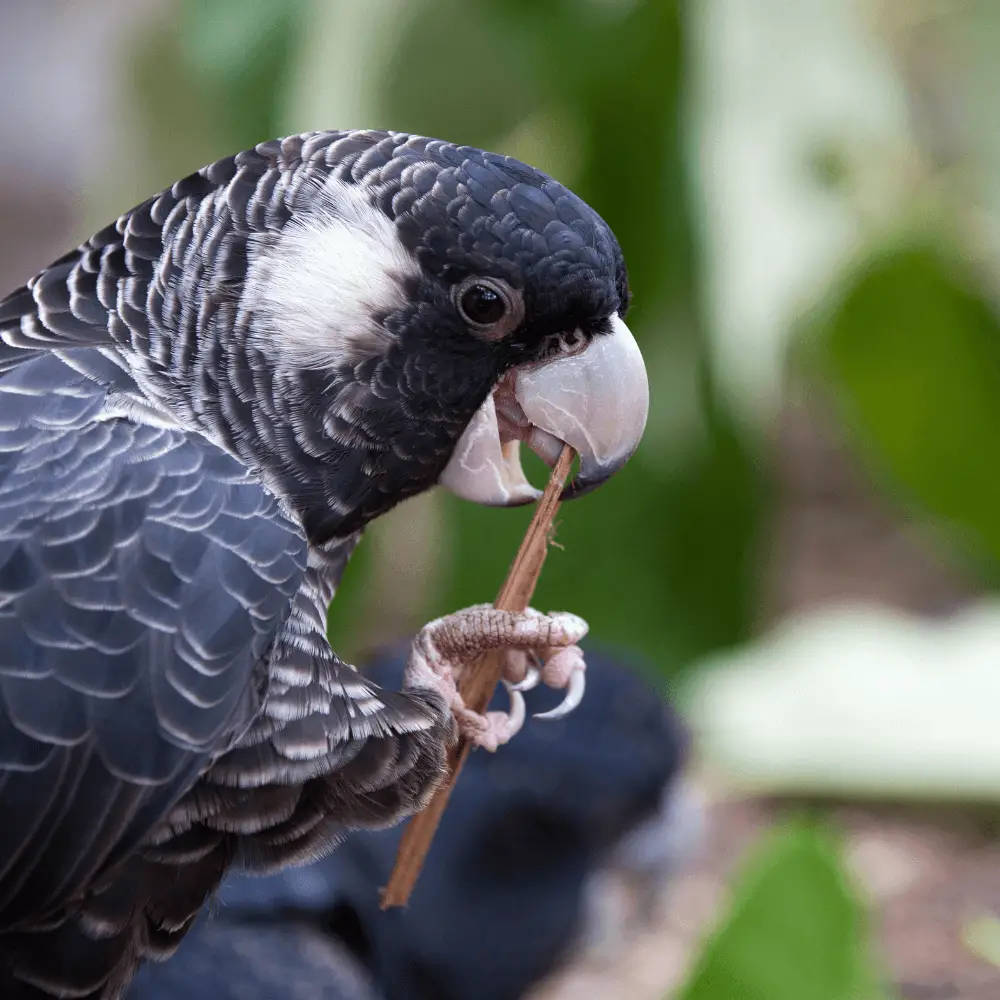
(805, 232, 1000, 570)
(675, 821, 887, 1000)
(777, 2, 1000, 592)
(371, 0, 764, 681)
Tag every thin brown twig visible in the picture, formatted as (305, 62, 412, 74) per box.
(379, 445, 576, 908)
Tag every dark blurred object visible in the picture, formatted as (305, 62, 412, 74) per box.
(128, 644, 697, 1000)
(127, 922, 378, 1000)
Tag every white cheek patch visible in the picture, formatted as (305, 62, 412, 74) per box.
(242, 176, 421, 370)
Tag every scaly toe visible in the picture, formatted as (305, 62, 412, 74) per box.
(546, 611, 589, 646)
(532, 644, 587, 721)
(540, 645, 585, 688)
(452, 683, 526, 752)
(502, 649, 531, 686)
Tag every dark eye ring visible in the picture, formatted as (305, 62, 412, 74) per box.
(455, 277, 515, 330)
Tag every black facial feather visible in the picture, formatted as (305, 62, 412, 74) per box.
(222, 132, 631, 540)
(366, 137, 629, 337)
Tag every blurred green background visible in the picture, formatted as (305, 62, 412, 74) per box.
(1, 0, 999, 997)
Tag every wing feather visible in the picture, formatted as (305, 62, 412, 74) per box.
(0, 355, 308, 930)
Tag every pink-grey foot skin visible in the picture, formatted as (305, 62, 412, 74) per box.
(404, 605, 588, 751)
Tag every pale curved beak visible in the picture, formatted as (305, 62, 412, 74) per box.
(439, 314, 649, 505)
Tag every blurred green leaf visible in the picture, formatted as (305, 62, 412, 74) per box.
(676, 822, 867, 1000)
(178, 0, 306, 82)
(811, 237, 1000, 566)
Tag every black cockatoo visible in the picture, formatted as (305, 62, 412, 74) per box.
(127, 644, 698, 1000)
(0, 131, 648, 998)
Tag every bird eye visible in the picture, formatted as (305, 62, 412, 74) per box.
(459, 283, 507, 326)
(453, 276, 522, 339)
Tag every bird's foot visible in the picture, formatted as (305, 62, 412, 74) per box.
(404, 605, 588, 752)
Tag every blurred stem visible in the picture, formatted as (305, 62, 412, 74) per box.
(282, 0, 422, 133)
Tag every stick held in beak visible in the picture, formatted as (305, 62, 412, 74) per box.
(440, 314, 648, 505)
